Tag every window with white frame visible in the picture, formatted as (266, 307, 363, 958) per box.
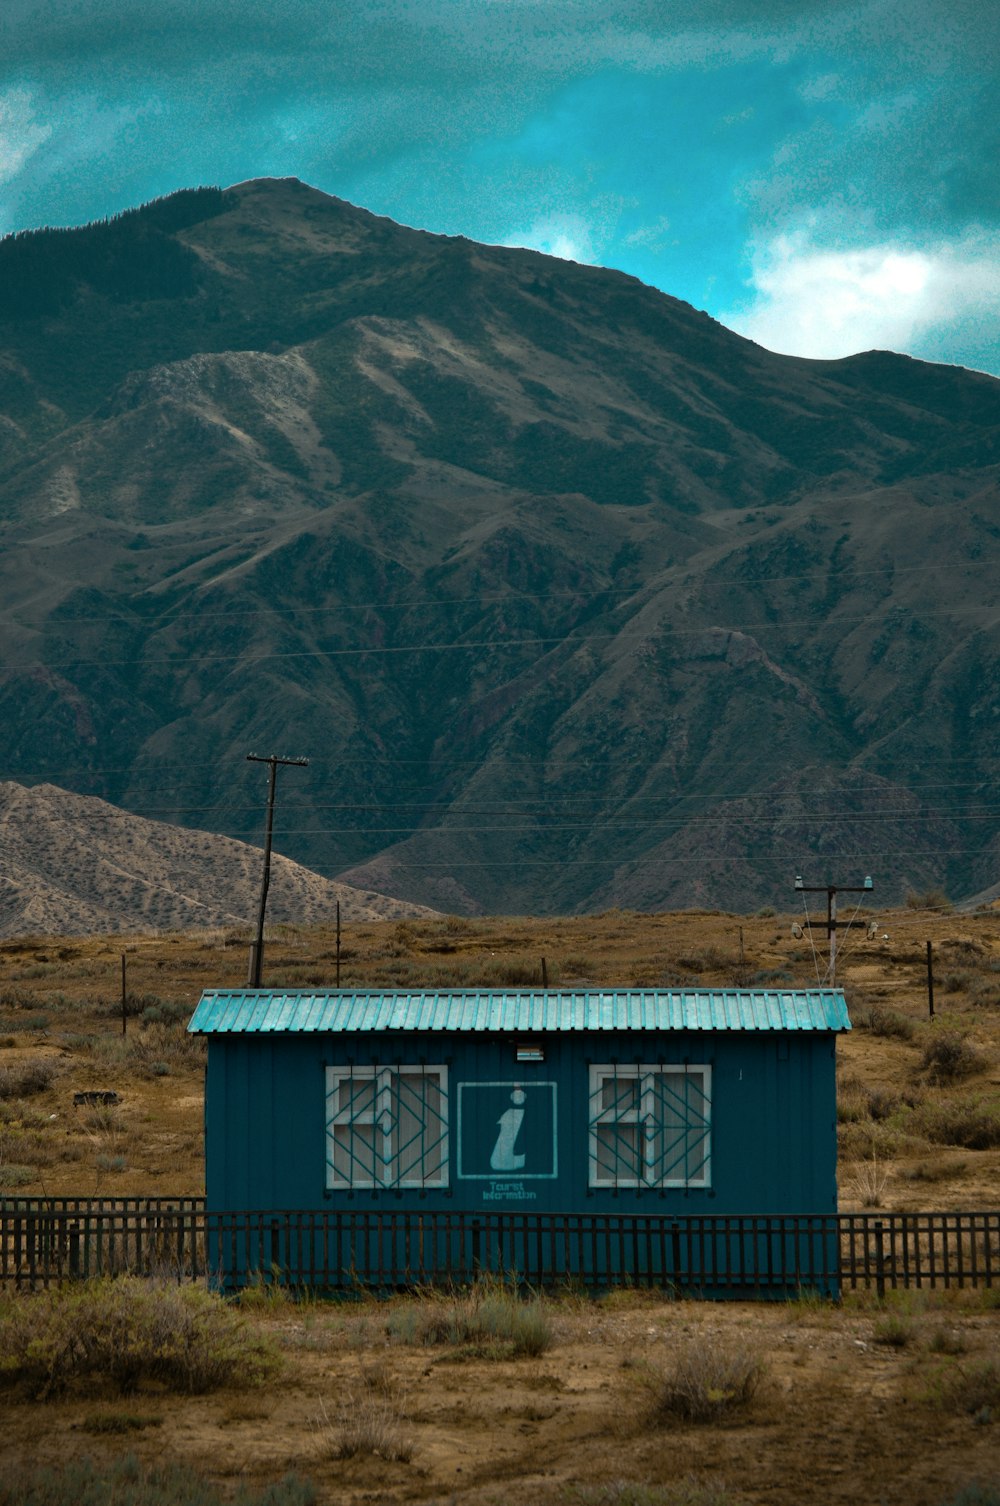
(588, 1064, 711, 1189)
(325, 1065, 449, 1189)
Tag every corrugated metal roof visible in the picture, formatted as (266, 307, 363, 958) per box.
(188, 987, 850, 1035)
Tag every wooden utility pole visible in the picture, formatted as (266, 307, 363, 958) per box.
(793, 875, 873, 984)
(246, 752, 309, 987)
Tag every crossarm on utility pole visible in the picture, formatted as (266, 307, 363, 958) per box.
(793, 874, 873, 985)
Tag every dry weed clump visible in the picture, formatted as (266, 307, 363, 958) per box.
(573, 1481, 744, 1506)
(872, 1312, 915, 1347)
(0, 1278, 280, 1399)
(314, 1365, 413, 1463)
(847, 1155, 893, 1208)
(928, 1356, 1000, 1419)
(637, 1337, 765, 1424)
(385, 1281, 553, 1358)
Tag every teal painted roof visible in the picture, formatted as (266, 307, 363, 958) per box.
(188, 988, 850, 1035)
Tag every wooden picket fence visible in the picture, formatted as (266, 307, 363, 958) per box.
(1, 1199, 997, 1297)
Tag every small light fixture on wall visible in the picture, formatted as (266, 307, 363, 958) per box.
(516, 1043, 544, 1062)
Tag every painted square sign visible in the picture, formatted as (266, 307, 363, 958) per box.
(457, 1081, 558, 1197)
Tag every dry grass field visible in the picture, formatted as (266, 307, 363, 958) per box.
(1, 905, 999, 1505)
(1, 904, 998, 1205)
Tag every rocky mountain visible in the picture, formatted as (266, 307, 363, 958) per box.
(0, 177, 997, 915)
(0, 781, 436, 937)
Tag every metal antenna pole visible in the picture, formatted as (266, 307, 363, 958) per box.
(794, 874, 873, 985)
(247, 752, 309, 987)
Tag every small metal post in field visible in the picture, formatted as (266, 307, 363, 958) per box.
(541, 955, 548, 987)
(121, 953, 127, 1037)
(927, 940, 935, 1018)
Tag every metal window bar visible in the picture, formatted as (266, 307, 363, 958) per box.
(326, 1066, 448, 1190)
(589, 1067, 711, 1189)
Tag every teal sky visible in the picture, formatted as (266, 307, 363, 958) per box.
(1, 0, 997, 373)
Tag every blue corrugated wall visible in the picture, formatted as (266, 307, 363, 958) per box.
(205, 1029, 838, 1217)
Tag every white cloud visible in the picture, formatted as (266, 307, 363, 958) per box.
(0, 88, 51, 185)
(723, 229, 1000, 363)
(624, 214, 673, 251)
(502, 214, 596, 264)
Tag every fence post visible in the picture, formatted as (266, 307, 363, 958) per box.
(68, 1220, 81, 1280)
(874, 1220, 886, 1301)
(471, 1217, 482, 1277)
(269, 1220, 282, 1284)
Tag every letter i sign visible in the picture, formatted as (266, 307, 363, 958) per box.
(457, 1081, 557, 1180)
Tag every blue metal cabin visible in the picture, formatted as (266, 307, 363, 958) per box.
(189, 987, 849, 1294)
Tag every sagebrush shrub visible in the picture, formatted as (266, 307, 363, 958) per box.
(0, 1278, 280, 1398)
(921, 1032, 984, 1084)
(0, 1455, 315, 1506)
(866, 1007, 915, 1042)
(0, 1059, 58, 1098)
(941, 1486, 1000, 1506)
(917, 1099, 1000, 1150)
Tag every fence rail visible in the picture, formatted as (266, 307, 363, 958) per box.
(1, 1200, 997, 1297)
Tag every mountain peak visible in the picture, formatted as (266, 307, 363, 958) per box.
(0, 184, 997, 914)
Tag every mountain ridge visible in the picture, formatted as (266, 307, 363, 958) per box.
(0, 780, 438, 937)
(0, 177, 997, 915)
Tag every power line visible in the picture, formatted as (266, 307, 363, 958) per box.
(5, 795, 1000, 827)
(207, 848, 1000, 868)
(3, 754, 999, 783)
(1, 601, 997, 674)
(7, 807, 1000, 843)
(4, 554, 998, 633)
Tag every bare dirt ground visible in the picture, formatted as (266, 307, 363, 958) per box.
(2, 1288, 999, 1505)
(1, 906, 999, 1503)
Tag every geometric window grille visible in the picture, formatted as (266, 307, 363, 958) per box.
(325, 1065, 449, 1189)
(588, 1064, 711, 1189)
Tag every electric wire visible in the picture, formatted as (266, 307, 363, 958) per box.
(3, 553, 999, 632)
(1, 600, 998, 674)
